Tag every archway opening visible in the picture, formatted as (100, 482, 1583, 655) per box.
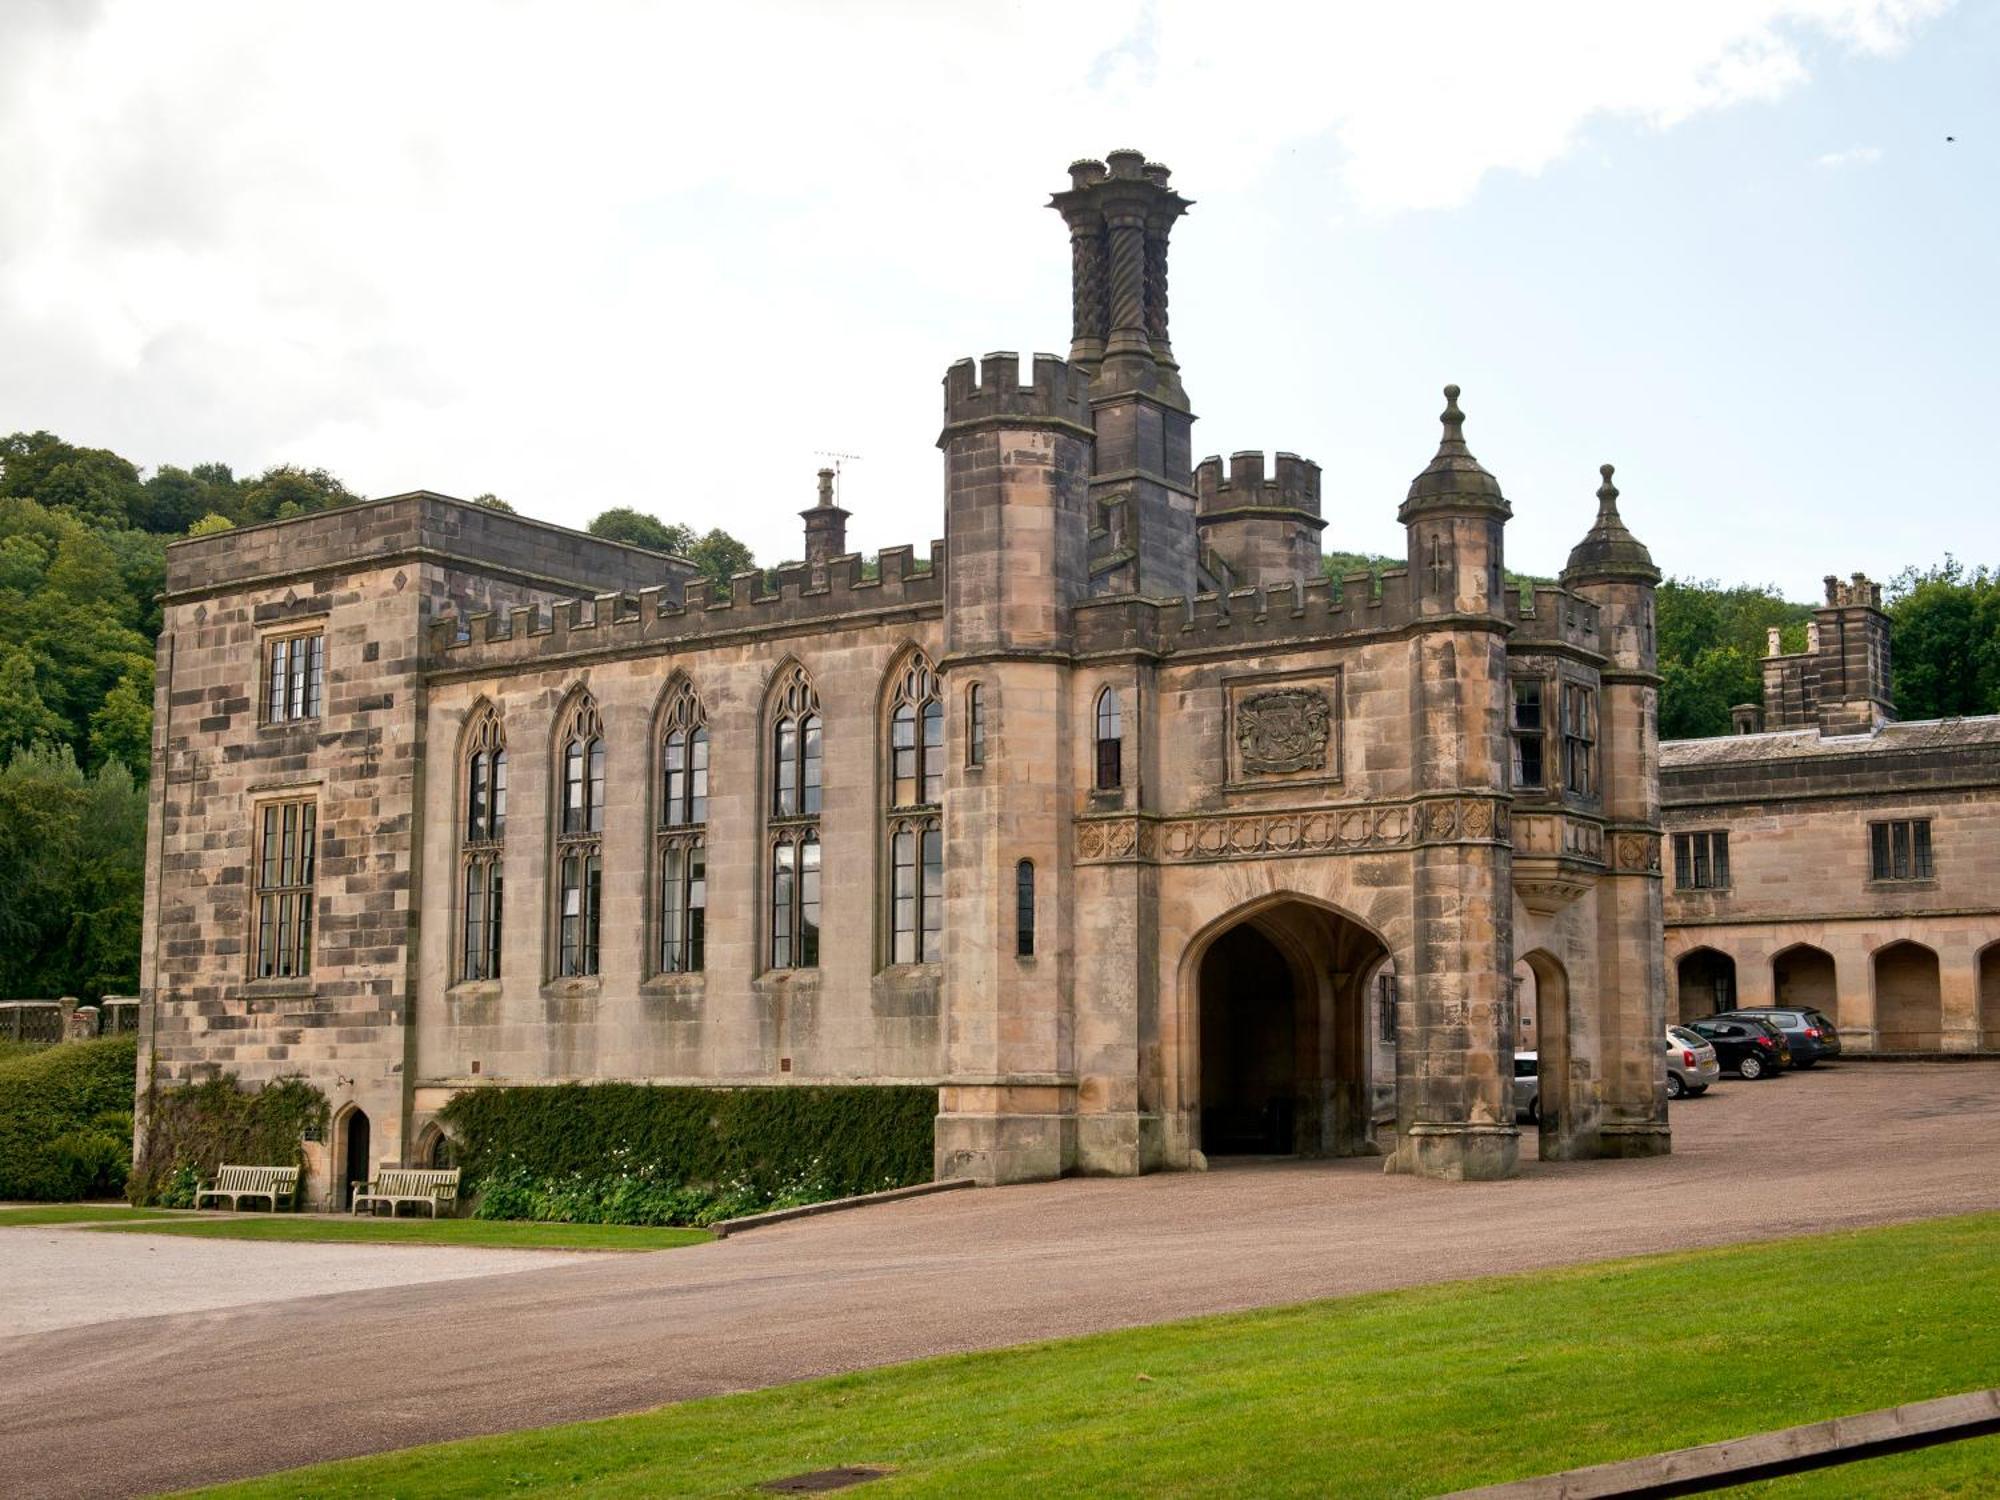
(1519, 949, 1571, 1159)
(1195, 898, 1388, 1159)
(1677, 948, 1737, 1019)
(340, 1107, 372, 1210)
(1875, 941, 1942, 1052)
(416, 1123, 456, 1171)
(1773, 944, 1838, 1026)
(1981, 943, 2000, 1052)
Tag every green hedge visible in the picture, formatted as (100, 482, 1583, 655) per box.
(441, 1083, 937, 1212)
(128, 1075, 328, 1206)
(0, 1036, 138, 1200)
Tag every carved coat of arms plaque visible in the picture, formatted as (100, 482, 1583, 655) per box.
(1235, 688, 1333, 775)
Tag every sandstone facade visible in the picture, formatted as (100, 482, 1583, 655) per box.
(1662, 576, 2000, 1053)
(141, 153, 1671, 1203)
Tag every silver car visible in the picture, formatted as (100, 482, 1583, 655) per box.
(1513, 1052, 1540, 1124)
(1665, 1025, 1720, 1098)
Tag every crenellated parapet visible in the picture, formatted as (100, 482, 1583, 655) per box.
(940, 352, 1093, 437)
(1072, 568, 1417, 656)
(1194, 451, 1322, 519)
(426, 542, 945, 670)
(1504, 584, 1603, 655)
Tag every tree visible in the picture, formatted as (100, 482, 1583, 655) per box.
(469, 492, 515, 513)
(0, 648, 67, 755)
(685, 528, 756, 590)
(238, 465, 360, 524)
(90, 663, 155, 781)
(1884, 559, 2000, 721)
(0, 432, 146, 529)
(1655, 578, 1813, 738)
(0, 746, 145, 999)
(188, 512, 235, 536)
(588, 507, 688, 553)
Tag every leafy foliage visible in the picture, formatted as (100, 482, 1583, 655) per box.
(1655, 578, 1814, 739)
(0, 1036, 138, 1200)
(587, 508, 757, 590)
(1884, 559, 2000, 722)
(0, 747, 146, 1000)
(441, 1083, 935, 1224)
(128, 1074, 330, 1207)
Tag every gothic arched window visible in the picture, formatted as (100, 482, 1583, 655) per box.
(553, 692, 604, 978)
(887, 653, 943, 964)
(460, 707, 505, 981)
(657, 681, 708, 974)
(768, 664, 822, 969)
(1094, 686, 1123, 791)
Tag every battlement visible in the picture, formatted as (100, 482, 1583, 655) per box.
(426, 542, 945, 671)
(941, 351, 1093, 433)
(1073, 568, 1419, 656)
(1193, 451, 1321, 517)
(1505, 583, 1602, 651)
(1824, 571, 1883, 609)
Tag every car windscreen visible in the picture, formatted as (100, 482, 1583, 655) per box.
(1668, 1026, 1704, 1046)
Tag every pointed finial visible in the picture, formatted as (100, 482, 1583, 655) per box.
(1401, 381, 1506, 517)
(1437, 384, 1468, 453)
(1597, 463, 1618, 510)
(1563, 460, 1658, 584)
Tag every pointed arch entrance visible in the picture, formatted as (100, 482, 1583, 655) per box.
(335, 1106, 371, 1211)
(1874, 941, 1941, 1051)
(1981, 942, 2000, 1052)
(1191, 896, 1389, 1159)
(1676, 947, 1736, 1019)
(1518, 948, 1575, 1160)
(1773, 943, 1838, 1024)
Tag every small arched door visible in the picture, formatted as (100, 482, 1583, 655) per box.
(342, 1108, 372, 1209)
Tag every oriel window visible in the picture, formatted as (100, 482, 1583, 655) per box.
(1561, 683, 1597, 798)
(1511, 679, 1545, 790)
(1094, 687, 1123, 791)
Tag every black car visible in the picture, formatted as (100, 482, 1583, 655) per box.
(1686, 1015, 1792, 1079)
(1712, 1007, 1841, 1067)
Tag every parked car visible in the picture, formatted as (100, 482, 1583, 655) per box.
(1664, 1025, 1721, 1099)
(1686, 1015, 1792, 1079)
(1513, 1052, 1540, 1124)
(1710, 1007, 1841, 1067)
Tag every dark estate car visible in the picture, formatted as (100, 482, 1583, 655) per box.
(1711, 1007, 1842, 1067)
(1686, 1015, 1793, 1079)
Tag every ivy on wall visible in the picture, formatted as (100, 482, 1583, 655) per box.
(128, 1074, 329, 1206)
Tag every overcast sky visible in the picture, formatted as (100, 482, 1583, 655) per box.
(3, 0, 1992, 596)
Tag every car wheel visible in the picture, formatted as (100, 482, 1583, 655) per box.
(1666, 1073, 1685, 1099)
(1739, 1054, 1765, 1080)
(1527, 1096, 1540, 1125)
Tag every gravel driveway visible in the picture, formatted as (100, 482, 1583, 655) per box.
(2, 1061, 1996, 1499)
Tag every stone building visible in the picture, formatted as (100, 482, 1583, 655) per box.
(140, 151, 1673, 1205)
(1662, 574, 2000, 1053)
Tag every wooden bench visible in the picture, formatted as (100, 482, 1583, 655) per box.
(195, 1164, 300, 1212)
(352, 1167, 461, 1218)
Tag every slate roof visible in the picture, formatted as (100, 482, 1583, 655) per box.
(1661, 714, 2000, 768)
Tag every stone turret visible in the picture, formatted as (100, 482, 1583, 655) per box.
(1400, 385, 1510, 620)
(1194, 450, 1325, 589)
(1389, 383, 1517, 1182)
(1562, 463, 1670, 1161)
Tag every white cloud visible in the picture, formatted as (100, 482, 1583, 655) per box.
(0, 0, 1955, 564)
(1817, 145, 1887, 166)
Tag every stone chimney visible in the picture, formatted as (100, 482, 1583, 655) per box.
(800, 467, 850, 571)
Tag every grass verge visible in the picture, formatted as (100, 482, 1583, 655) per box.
(192, 1212, 2000, 1498)
(89, 1215, 712, 1252)
(0, 1203, 175, 1226)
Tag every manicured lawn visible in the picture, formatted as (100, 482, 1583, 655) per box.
(195, 1212, 2000, 1498)
(0, 1203, 174, 1226)
(89, 1215, 712, 1252)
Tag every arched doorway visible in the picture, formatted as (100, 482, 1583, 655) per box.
(1981, 942, 2000, 1052)
(1773, 944, 1838, 1025)
(1875, 941, 1942, 1052)
(339, 1107, 372, 1210)
(1677, 948, 1737, 1018)
(416, 1123, 456, 1170)
(1194, 897, 1389, 1160)
(1519, 949, 1573, 1160)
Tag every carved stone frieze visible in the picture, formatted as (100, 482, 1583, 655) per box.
(1075, 818, 1157, 862)
(1611, 830, 1663, 873)
(1234, 688, 1332, 775)
(1411, 796, 1511, 846)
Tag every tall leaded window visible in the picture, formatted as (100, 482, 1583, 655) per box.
(554, 693, 604, 978)
(966, 682, 986, 768)
(1511, 678, 1546, 790)
(1562, 682, 1597, 797)
(769, 664, 822, 969)
(264, 631, 325, 723)
(460, 708, 506, 981)
(1016, 859, 1035, 958)
(253, 798, 316, 979)
(888, 654, 944, 965)
(1094, 686, 1123, 790)
(657, 681, 708, 974)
